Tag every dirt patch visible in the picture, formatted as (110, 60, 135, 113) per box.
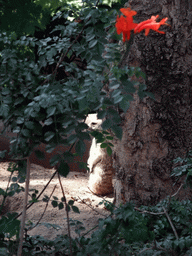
(0, 162, 114, 240)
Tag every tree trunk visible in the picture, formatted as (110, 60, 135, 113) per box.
(113, 0, 192, 206)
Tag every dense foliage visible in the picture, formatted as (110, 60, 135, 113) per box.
(0, 0, 148, 172)
(1, 189, 192, 255)
(0, 0, 191, 255)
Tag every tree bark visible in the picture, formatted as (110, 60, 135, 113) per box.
(113, 0, 192, 206)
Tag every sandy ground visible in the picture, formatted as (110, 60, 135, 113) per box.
(0, 162, 114, 240)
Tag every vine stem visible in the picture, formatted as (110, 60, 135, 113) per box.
(15, 169, 58, 220)
(17, 157, 31, 256)
(57, 172, 72, 256)
(163, 206, 179, 240)
(42, 0, 100, 86)
(27, 185, 57, 232)
(0, 165, 13, 214)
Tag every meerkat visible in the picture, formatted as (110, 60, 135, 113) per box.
(86, 114, 114, 196)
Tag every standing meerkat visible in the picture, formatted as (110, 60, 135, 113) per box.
(86, 114, 114, 196)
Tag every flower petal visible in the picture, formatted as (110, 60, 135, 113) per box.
(120, 8, 137, 17)
(134, 15, 168, 36)
(115, 8, 138, 42)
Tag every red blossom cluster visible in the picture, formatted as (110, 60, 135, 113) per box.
(115, 8, 169, 42)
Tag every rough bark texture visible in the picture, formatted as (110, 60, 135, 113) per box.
(113, 0, 192, 206)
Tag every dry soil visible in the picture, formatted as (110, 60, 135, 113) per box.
(0, 162, 114, 240)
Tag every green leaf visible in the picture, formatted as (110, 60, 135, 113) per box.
(119, 95, 133, 112)
(25, 121, 35, 129)
(89, 40, 98, 48)
(112, 125, 122, 140)
(58, 160, 70, 177)
(72, 205, 80, 214)
(0, 248, 8, 255)
(21, 129, 31, 137)
(47, 106, 56, 117)
(67, 134, 77, 144)
(66, 204, 70, 212)
(111, 89, 121, 98)
(113, 94, 123, 104)
(102, 98, 113, 106)
(109, 81, 120, 90)
(98, 110, 106, 119)
(58, 202, 64, 210)
(52, 201, 58, 208)
(122, 79, 136, 93)
(86, 33, 95, 42)
(107, 146, 112, 156)
(102, 119, 113, 130)
(44, 131, 55, 142)
(100, 143, 108, 148)
(7, 191, 15, 197)
(0, 213, 20, 239)
(0, 150, 7, 159)
(145, 91, 155, 99)
(75, 140, 86, 156)
(77, 132, 91, 141)
(106, 136, 113, 140)
(68, 200, 74, 206)
(138, 90, 145, 99)
(0, 104, 9, 118)
(34, 150, 45, 160)
(12, 177, 17, 182)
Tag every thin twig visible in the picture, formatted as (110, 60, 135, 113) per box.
(134, 207, 165, 215)
(17, 157, 31, 256)
(138, 246, 154, 255)
(77, 196, 107, 217)
(138, 241, 168, 255)
(167, 183, 184, 212)
(163, 206, 179, 240)
(15, 141, 76, 220)
(42, 16, 92, 86)
(57, 172, 72, 256)
(82, 224, 99, 237)
(0, 166, 13, 214)
(171, 183, 184, 198)
(15, 169, 58, 220)
(27, 185, 57, 231)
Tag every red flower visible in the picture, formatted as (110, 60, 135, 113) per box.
(115, 8, 138, 42)
(134, 15, 169, 36)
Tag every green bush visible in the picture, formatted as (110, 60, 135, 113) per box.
(1, 0, 191, 255)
